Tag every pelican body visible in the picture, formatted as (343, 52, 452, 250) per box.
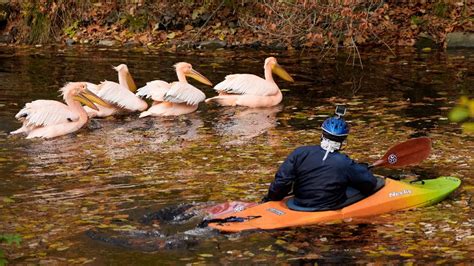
(136, 62, 212, 117)
(205, 57, 294, 108)
(11, 82, 109, 139)
(85, 64, 148, 118)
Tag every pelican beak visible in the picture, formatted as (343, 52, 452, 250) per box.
(73, 93, 99, 111)
(272, 63, 294, 82)
(185, 69, 213, 86)
(79, 88, 112, 110)
(125, 71, 137, 92)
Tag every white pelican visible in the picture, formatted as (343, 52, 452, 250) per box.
(85, 64, 148, 118)
(205, 57, 294, 108)
(11, 82, 110, 139)
(136, 62, 212, 117)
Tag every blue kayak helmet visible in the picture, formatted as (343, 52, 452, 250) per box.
(321, 116, 349, 143)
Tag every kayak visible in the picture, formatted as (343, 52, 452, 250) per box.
(207, 176, 461, 233)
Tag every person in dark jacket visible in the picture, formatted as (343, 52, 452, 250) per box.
(263, 110, 377, 210)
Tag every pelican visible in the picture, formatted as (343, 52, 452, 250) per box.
(205, 57, 294, 108)
(10, 82, 110, 139)
(136, 62, 212, 117)
(85, 64, 148, 118)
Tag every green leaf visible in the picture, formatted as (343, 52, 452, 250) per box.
(410, 16, 424, 25)
(0, 234, 22, 247)
(448, 107, 469, 122)
(64, 20, 79, 38)
(0, 257, 7, 266)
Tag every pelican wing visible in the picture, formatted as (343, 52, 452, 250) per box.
(136, 80, 171, 102)
(96, 81, 145, 111)
(15, 100, 79, 127)
(214, 74, 279, 96)
(164, 82, 206, 106)
(85, 82, 99, 94)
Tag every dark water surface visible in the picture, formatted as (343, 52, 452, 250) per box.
(0, 46, 472, 264)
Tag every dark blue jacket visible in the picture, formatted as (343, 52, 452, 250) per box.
(266, 145, 377, 209)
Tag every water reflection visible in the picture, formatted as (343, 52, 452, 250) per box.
(211, 105, 282, 145)
(88, 115, 205, 161)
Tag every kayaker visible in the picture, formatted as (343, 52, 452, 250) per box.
(262, 106, 378, 210)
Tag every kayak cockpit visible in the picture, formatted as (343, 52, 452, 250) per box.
(286, 177, 386, 212)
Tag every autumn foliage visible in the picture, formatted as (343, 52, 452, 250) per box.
(1, 0, 472, 50)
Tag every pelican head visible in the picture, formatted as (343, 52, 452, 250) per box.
(265, 57, 294, 82)
(174, 62, 213, 86)
(113, 64, 128, 72)
(62, 82, 111, 111)
(113, 64, 137, 92)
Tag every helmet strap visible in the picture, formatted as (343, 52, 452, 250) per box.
(321, 137, 342, 161)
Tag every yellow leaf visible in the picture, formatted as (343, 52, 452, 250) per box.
(275, 239, 287, 245)
(459, 96, 469, 105)
(461, 122, 474, 133)
(167, 32, 176, 39)
(468, 99, 474, 116)
(56, 245, 70, 251)
(112, 214, 129, 219)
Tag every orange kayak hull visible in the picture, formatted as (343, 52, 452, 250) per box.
(209, 176, 461, 233)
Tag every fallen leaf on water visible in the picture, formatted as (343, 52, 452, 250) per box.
(275, 239, 287, 245)
(284, 244, 299, 252)
(2, 197, 15, 203)
(167, 32, 176, 39)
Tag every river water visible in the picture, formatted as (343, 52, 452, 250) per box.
(0, 46, 472, 264)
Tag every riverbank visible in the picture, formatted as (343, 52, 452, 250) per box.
(0, 1, 472, 51)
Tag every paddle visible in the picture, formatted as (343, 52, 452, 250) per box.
(369, 137, 432, 169)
